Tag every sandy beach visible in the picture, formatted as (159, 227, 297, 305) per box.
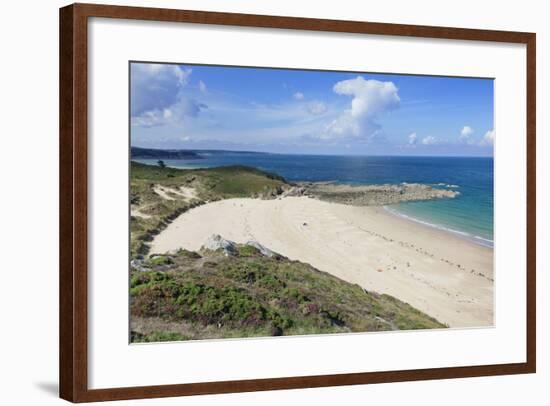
(150, 196, 494, 328)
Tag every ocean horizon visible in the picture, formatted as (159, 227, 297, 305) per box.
(135, 153, 493, 247)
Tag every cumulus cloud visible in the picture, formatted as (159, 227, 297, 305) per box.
(408, 132, 417, 145)
(481, 129, 495, 146)
(131, 63, 205, 128)
(459, 125, 474, 143)
(293, 92, 305, 100)
(421, 136, 437, 145)
(324, 77, 400, 140)
(131, 64, 191, 116)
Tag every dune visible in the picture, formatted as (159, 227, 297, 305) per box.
(150, 196, 493, 328)
(153, 185, 198, 201)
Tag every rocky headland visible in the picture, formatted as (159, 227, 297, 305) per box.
(284, 182, 460, 206)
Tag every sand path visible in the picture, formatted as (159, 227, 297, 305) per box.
(150, 197, 493, 328)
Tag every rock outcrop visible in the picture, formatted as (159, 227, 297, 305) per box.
(201, 234, 238, 256)
(287, 182, 460, 206)
(200, 234, 281, 258)
(245, 240, 278, 258)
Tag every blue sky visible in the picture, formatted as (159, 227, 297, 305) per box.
(130, 62, 494, 156)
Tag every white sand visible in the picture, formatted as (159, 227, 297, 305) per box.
(150, 196, 494, 328)
(153, 185, 197, 201)
(177, 186, 198, 200)
(153, 185, 176, 201)
(130, 207, 152, 219)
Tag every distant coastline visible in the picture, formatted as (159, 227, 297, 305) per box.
(131, 146, 202, 160)
(131, 146, 271, 160)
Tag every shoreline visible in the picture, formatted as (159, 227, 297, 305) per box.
(149, 196, 494, 328)
(384, 206, 494, 248)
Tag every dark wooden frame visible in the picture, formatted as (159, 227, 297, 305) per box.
(59, 3, 536, 402)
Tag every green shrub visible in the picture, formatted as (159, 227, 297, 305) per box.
(130, 244, 446, 341)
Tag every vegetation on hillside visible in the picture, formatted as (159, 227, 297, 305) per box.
(130, 244, 446, 342)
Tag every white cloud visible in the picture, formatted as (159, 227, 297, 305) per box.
(198, 80, 207, 93)
(421, 136, 437, 145)
(293, 92, 305, 100)
(324, 77, 400, 140)
(307, 101, 328, 115)
(461, 126, 474, 136)
(131, 63, 206, 128)
(131, 64, 191, 116)
(408, 132, 417, 145)
(131, 98, 206, 128)
(481, 129, 495, 146)
(459, 125, 474, 143)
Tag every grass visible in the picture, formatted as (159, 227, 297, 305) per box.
(131, 161, 287, 199)
(130, 245, 446, 342)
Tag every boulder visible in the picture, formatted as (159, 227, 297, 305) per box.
(245, 240, 278, 258)
(201, 234, 238, 256)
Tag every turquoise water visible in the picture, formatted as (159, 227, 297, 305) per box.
(136, 153, 493, 246)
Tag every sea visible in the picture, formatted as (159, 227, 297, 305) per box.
(136, 153, 494, 247)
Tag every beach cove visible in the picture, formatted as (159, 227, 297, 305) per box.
(150, 196, 494, 328)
